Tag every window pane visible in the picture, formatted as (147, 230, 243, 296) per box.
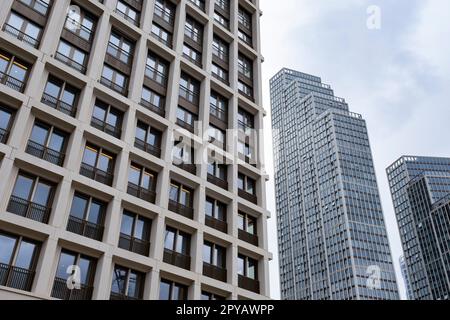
(82, 147, 97, 166)
(205, 199, 213, 217)
(0, 234, 16, 265)
(14, 241, 37, 269)
(120, 212, 134, 236)
(237, 256, 244, 275)
(48, 132, 65, 152)
(111, 266, 127, 294)
(29, 124, 49, 145)
(70, 194, 88, 220)
(128, 166, 140, 185)
(32, 181, 52, 206)
(12, 174, 34, 200)
(0, 109, 12, 130)
(203, 243, 212, 264)
(159, 280, 171, 300)
(97, 153, 112, 172)
(78, 257, 93, 285)
(169, 185, 178, 202)
(164, 229, 175, 250)
(56, 252, 76, 280)
(88, 201, 103, 224)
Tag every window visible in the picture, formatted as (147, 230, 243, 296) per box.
(19, 0, 52, 16)
(151, 23, 172, 47)
(119, 210, 152, 256)
(64, 5, 96, 42)
(169, 183, 193, 208)
(237, 254, 257, 280)
(184, 16, 203, 44)
(179, 73, 200, 105)
(0, 105, 14, 144)
(207, 162, 227, 181)
(164, 227, 190, 256)
(154, 0, 175, 25)
(201, 291, 226, 300)
(8, 172, 54, 223)
(176, 106, 197, 132)
(212, 36, 229, 62)
(211, 63, 228, 83)
(115, 0, 140, 26)
(135, 121, 162, 157)
(55, 40, 87, 73)
(0, 232, 40, 292)
(238, 6, 252, 46)
(208, 125, 226, 147)
(210, 92, 228, 122)
(26, 121, 67, 166)
(238, 81, 253, 100)
(152, 0, 175, 47)
(238, 140, 253, 160)
(203, 241, 226, 268)
(67, 192, 106, 241)
(182, 44, 202, 66)
(238, 173, 256, 195)
(111, 265, 145, 300)
(145, 52, 169, 86)
(42, 76, 79, 116)
(91, 100, 123, 138)
(238, 108, 254, 133)
(4, 12, 42, 48)
(238, 212, 257, 236)
(107, 31, 134, 65)
(52, 250, 96, 300)
(0, 51, 30, 92)
(159, 279, 187, 300)
(173, 139, 194, 166)
(141, 86, 165, 116)
(238, 54, 253, 79)
(80, 144, 115, 186)
(127, 163, 157, 202)
(101, 65, 128, 95)
(205, 197, 227, 222)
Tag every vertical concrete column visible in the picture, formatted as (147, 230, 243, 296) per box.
(40, 0, 70, 56)
(148, 269, 161, 300)
(192, 229, 203, 274)
(113, 149, 129, 192)
(33, 237, 59, 297)
(104, 198, 122, 247)
(92, 253, 113, 300)
(150, 214, 165, 261)
(122, 106, 136, 147)
(87, 12, 111, 81)
(129, 37, 147, 104)
(64, 128, 84, 175)
(49, 179, 72, 229)
(0, 157, 14, 209)
(0, 0, 14, 26)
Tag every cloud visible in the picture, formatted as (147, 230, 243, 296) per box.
(261, 0, 450, 300)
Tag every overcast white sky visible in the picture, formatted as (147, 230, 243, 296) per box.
(259, 0, 450, 300)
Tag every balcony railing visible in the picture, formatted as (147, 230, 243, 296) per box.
(118, 233, 150, 256)
(80, 163, 114, 186)
(205, 214, 228, 234)
(238, 229, 259, 247)
(238, 274, 260, 294)
(179, 85, 199, 106)
(168, 200, 194, 220)
(184, 25, 202, 44)
(51, 277, 93, 300)
(212, 45, 228, 62)
(176, 118, 195, 133)
(140, 98, 165, 117)
(106, 42, 132, 65)
(41, 93, 77, 117)
(2, 24, 39, 48)
(0, 263, 35, 292)
(7, 196, 51, 224)
(127, 182, 156, 204)
(207, 174, 228, 191)
(115, 8, 139, 26)
(174, 162, 197, 175)
(26, 140, 65, 166)
(145, 65, 167, 87)
(154, 4, 175, 25)
(110, 292, 141, 300)
(100, 76, 128, 96)
(163, 249, 191, 270)
(0, 70, 26, 92)
(67, 216, 104, 241)
(238, 189, 257, 204)
(134, 138, 161, 158)
(91, 117, 121, 139)
(151, 30, 172, 47)
(54, 52, 86, 74)
(64, 16, 94, 44)
(188, 0, 205, 11)
(20, 0, 51, 16)
(0, 127, 9, 144)
(203, 263, 227, 282)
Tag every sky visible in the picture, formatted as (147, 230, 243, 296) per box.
(259, 0, 450, 300)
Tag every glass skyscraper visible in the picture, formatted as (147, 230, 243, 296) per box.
(271, 68, 399, 300)
(387, 156, 450, 300)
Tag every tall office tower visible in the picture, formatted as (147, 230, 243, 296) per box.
(270, 68, 399, 300)
(399, 256, 413, 300)
(0, 0, 271, 300)
(387, 156, 450, 300)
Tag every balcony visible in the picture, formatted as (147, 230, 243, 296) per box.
(67, 216, 104, 241)
(80, 163, 114, 186)
(238, 274, 260, 294)
(51, 277, 93, 300)
(134, 137, 161, 158)
(205, 215, 228, 234)
(210, 106, 227, 123)
(163, 249, 190, 270)
(203, 263, 227, 283)
(115, 8, 139, 26)
(54, 52, 86, 74)
(0, 127, 9, 144)
(26, 140, 65, 166)
(110, 292, 141, 300)
(140, 98, 165, 117)
(174, 162, 197, 175)
(238, 189, 257, 205)
(41, 93, 77, 117)
(179, 85, 199, 106)
(0, 70, 26, 92)
(0, 263, 35, 292)
(238, 229, 259, 247)
(153, 5, 175, 26)
(118, 233, 150, 256)
(168, 200, 194, 220)
(2, 24, 39, 48)
(7, 196, 51, 224)
(106, 42, 132, 66)
(18, 0, 52, 16)
(145, 65, 167, 87)
(127, 182, 156, 204)
(100, 76, 128, 96)
(176, 118, 195, 133)
(207, 174, 228, 191)
(63, 17, 94, 47)
(91, 117, 121, 139)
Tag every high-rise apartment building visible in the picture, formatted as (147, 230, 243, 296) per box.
(271, 68, 399, 300)
(0, 0, 271, 300)
(399, 256, 413, 300)
(387, 156, 450, 300)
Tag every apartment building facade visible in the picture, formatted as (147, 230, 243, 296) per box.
(387, 156, 450, 300)
(0, 0, 271, 300)
(271, 68, 399, 300)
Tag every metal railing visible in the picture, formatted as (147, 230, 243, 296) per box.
(144, 65, 167, 87)
(203, 263, 227, 282)
(118, 233, 150, 256)
(26, 140, 65, 166)
(139, 98, 165, 117)
(210, 105, 227, 123)
(80, 163, 114, 186)
(106, 42, 132, 65)
(41, 93, 77, 117)
(127, 182, 156, 204)
(179, 85, 199, 105)
(91, 117, 121, 139)
(176, 118, 195, 133)
(19, 0, 51, 16)
(64, 16, 93, 44)
(153, 4, 174, 25)
(67, 216, 104, 241)
(2, 24, 39, 48)
(238, 229, 259, 246)
(205, 214, 228, 234)
(115, 8, 139, 26)
(110, 292, 141, 300)
(174, 162, 197, 175)
(54, 52, 86, 74)
(100, 76, 128, 96)
(7, 196, 51, 224)
(207, 174, 228, 190)
(238, 189, 258, 204)
(238, 274, 260, 294)
(0, 70, 26, 92)
(168, 200, 194, 219)
(0, 127, 9, 144)
(163, 249, 191, 270)
(0, 263, 35, 292)
(51, 277, 93, 300)
(134, 137, 161, 158)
